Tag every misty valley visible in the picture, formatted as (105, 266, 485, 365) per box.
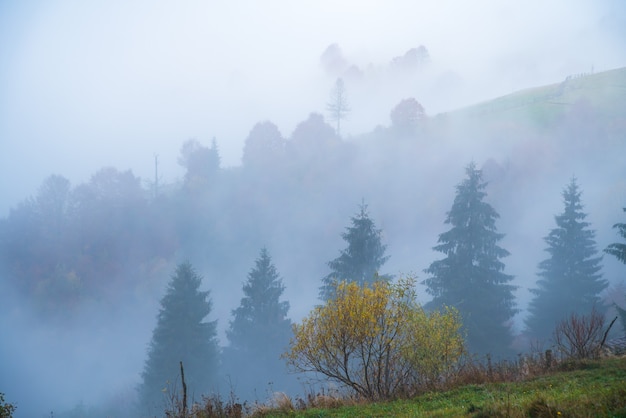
(1, 67, 626, 417)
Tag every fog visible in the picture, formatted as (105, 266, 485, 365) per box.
(1, 1, 626, 416)
(2, 1, 625, 215)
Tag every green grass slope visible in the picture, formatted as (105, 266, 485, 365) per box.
(432, 67, 626, 139)
(272, 357, 626, 417)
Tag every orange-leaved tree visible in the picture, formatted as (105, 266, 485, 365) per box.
(284, 277, 463, 400)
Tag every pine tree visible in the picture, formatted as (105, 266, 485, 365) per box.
(138, 262, 219, 414)
(319, 202, 390, 301)
(525, 179, 607, 343)
(224, 248, 293, 399)
(423, 162, 517, 357)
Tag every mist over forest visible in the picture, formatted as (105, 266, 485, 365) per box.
(1, 1, 626, 417)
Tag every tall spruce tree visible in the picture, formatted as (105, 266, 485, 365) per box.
(525, 179, 607, 343)
(605, 208, 626, 332)
(605, 207, 626, 264)
(224, 248, 293, 400)
(423, 162, 517, 357)
(138, 262, 219, 415)
(319, 202, 390, 301)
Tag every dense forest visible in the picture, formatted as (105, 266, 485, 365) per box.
(1, 67, 626, 416)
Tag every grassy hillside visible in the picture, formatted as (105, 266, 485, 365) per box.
(264, 356, 626, 417)
(451, 67, 626, 122)
(430, 66, 626, 141)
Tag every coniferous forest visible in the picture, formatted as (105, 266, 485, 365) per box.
(2, 9, 626, 413)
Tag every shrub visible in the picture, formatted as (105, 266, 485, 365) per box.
(284, 277, 464, 400)
(553, 308, 605, 360)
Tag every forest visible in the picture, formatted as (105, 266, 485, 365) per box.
(1, 66, 626, 417)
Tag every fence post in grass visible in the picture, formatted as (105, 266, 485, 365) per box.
(180, 361, 187, 416)
(545, 349, 552, 369)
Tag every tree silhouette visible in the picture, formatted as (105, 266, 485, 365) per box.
(605, 207, 626, 264)
(326, 77, 351, 137)
(525, 179, 607, 343)
(224, 248, 293, 398)
(390, 98, 426, 137)
(605, 207, 626, 332)
(423, 162, 517, 357)
(139, 262, 219, 414)
(320, 202, 390, 301)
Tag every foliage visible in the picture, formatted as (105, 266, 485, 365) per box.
(241, 121, 286, 169)
(553, 309, 606, 360)
(178, 138, 221, 191)
(389, 97, 426, 136)
(0, 169, 171, 316)
(224, 248, 293, 398)
(285, 278, 464, 400)
(139, 262, 219, 415)
(423, 162, 517, 357)
(0, 393, 16, 418)
(319, 202, 390, 301)
(525, 178, 607, 343)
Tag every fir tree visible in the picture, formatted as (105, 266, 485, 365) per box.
(138, 262, 219, 414)
(224, 248, 293, 399)
(423, 162, 517, 357)
(605, 207, 626, 332)
(525, 179, 607, 343)
(320, 202, 390, 301)
(227, 248, 291, 354)
(605, 207, 626, 264)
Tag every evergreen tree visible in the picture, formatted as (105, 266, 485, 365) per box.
(605, 207, 626, 264)
(320, 202, 390, 301)
(525, 179, 607, 343)
(227, 248, 291, 355)
(423, 162, 517, 357)
(605, 208, 626, 332)
(139, 262, 219, 415)
(224, 248, 293, 400)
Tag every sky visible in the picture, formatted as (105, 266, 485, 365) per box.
(1, 0, 625, 216)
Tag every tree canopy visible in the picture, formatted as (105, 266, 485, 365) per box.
(286, 278, 463, 400)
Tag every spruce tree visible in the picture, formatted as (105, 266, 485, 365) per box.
(138, 262, 219, 414)
(423, 162, 517, 357)
(319, 202, 390, 301)
(605, 207, 626, 264)
(525, 179, 607, 343)
(605, 208, 626, 332)
(224, 248, 293, 400)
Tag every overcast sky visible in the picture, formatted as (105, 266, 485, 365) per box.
(1, 0, 625, 217)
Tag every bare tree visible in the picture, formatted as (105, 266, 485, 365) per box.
(553, 308, 605, 359)
(326, 77, 351, 137)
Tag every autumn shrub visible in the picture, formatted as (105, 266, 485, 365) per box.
(284, 277, 464, 400)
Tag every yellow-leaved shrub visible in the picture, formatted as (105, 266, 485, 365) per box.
(284, 277, 464, 400)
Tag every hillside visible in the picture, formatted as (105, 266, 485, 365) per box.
(444, 66, 626, 128)
(264, 356, 626, 417)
